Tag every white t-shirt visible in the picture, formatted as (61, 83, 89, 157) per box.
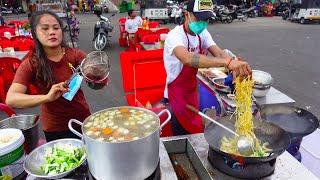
(163, 25, 216, 98)
(125, 16, 143, 34)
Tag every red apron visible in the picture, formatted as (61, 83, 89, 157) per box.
(167, 25, 205, 134)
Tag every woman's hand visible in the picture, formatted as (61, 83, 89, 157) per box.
(46, 82, 69, 102)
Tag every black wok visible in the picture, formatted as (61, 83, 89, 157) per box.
(260, 105, 319, 138)
(204, 114, 291, 163)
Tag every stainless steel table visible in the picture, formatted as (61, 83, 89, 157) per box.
(197, 73, 295, 109)
(160, 134, 319, 180)
(26, 133, 318, 180)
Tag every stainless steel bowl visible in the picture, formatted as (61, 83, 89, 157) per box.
(24, 138, 86, 179)
(252, 70, 273, 97)
(212, 77, 231, 93)
(252, 70, 273, 86)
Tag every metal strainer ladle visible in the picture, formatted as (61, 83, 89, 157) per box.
(186, 105, 255, 156)
(80, 51, 110, 90)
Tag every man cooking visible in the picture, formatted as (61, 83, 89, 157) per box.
(163, 0, 252, 135)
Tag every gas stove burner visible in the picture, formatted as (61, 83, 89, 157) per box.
(63, 161, 161, 180)
(208, 148, 276, 179)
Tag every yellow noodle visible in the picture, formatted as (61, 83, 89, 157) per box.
(220, 77, 271, 157)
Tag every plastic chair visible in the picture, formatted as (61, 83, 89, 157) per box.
(11, 36, 35, 51)
(0, 103, 15, 117)
(118, 17, 127, 33)
(141, 34, 160, 44)
(0, 27, 15, 37)
(136, 28, 152, 41)
(148, 21, 160, 28)
(0, 57, 21, 103)
(0, 37, 14, 49)
(155, 28, 170, 36)
(118, 17, 128, 47)
(7, 20, 24, 27)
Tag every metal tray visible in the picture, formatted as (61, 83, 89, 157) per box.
(162, 138, 212, 180)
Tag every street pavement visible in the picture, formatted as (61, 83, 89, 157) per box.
(2, 13, 320, 123)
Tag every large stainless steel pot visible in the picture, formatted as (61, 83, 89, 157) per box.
(0, 115, 40, 154)
(68, 106, 171, 180)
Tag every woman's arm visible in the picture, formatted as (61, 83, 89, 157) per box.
(6, 82, 68, 108)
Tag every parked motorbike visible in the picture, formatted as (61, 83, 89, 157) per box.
(241, 6, 256, 18)
(93, 13, 115, 51)
(281, 7, 290, 20)
(227, 5, 248, 22)
(170, 4, 184, 24)
(211, 5, 233, 24)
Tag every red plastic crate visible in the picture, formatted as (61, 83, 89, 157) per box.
(120, 49, 166, 93)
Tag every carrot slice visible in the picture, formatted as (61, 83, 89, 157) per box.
(119, 108, 130, 114)
(103, 128, 113, 135)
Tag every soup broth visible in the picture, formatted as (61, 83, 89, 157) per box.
(83, 108, 158, 142)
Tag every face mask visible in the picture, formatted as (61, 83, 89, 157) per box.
(188, 13, 208, 35)
(63, 73, 83, 101)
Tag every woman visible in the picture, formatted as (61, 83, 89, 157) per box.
(6, 11, 91, 142)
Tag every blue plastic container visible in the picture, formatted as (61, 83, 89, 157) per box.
(198, 83, 221, 115)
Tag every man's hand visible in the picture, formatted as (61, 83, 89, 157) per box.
(45, 82, 69, 103)
(227, 57, 252, 78)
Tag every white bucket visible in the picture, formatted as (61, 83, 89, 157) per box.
(0, 128, 25, 178)
(300, 129, 320, 178)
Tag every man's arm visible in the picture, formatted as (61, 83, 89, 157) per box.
(173, 46, 229, 68)
(208, 45, 231, 59)
(173, 46, 251, 77)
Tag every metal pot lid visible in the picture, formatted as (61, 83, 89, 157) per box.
(252, 70, 273, 85)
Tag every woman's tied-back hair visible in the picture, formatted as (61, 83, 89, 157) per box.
(29, 10, 67, 87)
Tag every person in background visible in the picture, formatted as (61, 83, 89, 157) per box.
(125, 9, 143, 34)
(125, 9, 143, 47)
(82, 1, 86, 13)
(36, 1, 43, 11)
(0, 8, 5, 26)
(28, 13, 32, 21)
(69, 9, 80, 41)
(163, 0, 251, 135)
(140, 0, 146, 17)
(6, 11, 91, 142)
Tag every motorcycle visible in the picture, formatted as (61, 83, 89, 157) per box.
(227, 5, 248, 22)
(281, 7, 290, 20)
(93, 13, 115, 51)
(170, 3, 184, 24)
(212, 5, 233, 24)
(241, 6, 256, 18)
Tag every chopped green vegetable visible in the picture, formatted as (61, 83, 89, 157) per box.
(40, 144, 86, 175)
